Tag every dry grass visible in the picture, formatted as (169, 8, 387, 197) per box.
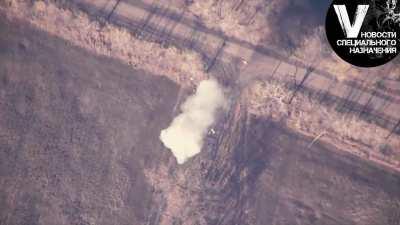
(187, 0, 272, 45)
(3, 0, 399, 169)
(244, 80, 400, 169)
(1, 0, 207, 87)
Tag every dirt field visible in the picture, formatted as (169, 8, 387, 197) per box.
(5, 0, 399, 168)
(189, 108, 400, 225)
(1, 1, 400, 225)
(0, 16, 179, 224)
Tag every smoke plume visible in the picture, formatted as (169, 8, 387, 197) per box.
(160, 79, 227, 164)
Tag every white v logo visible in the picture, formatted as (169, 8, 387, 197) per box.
(334, 5, 369, 38)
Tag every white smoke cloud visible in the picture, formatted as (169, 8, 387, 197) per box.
(160, 79, 227, 164)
